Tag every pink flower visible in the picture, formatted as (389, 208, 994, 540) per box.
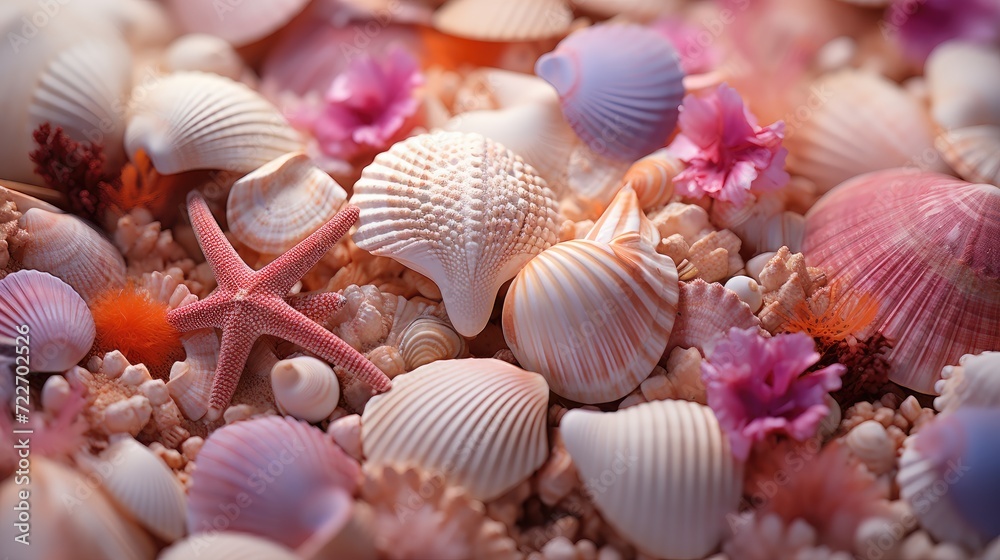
(667, 84, 789, 205)
(650, 17, 722, 75)
(701, 327, 845, 460)
(287, 47, 423, 162)
(886, 0, 1000, 63)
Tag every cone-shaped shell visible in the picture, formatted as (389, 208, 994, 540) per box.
(432, 0, 572, 42)
(561, 400, 743, 559)
(351, 132, 560, 337)
(18, 207, 126, 302)
(802, 169, 1000, 393)
(361, 358, 549, 501)
(227, 152, 347, 254)
(161, 533, 298, 560)
(0, 270, 95, 372)
(503, 233, 679, 403)
(76, 436, 186, 542)
(165, 0, 310, 47)
(124, 72, 301, 175)
(935, 352, 1000, 413)
(187, 416, 360, 548)
(535, 23, 685, 162)
(271, 356, 341, 423)
(667, 279, 766, 355)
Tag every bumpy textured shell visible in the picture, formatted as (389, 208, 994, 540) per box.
(667, 279, 766, 355)
(271, 356, 341, 423)
(361, 358, 549, 501)
(935, 352, 1000, 413)
(432, 0, 572, 42)
(351, 132, 560, 337)
(0, 270, 95, 372)
(803, 169, 1000, 393)
(561, 400, 744, 559)
(165, 0, 310, 47)
(227, 152, 347, 254)
(503, 233, 678, 403)
(160, 533, 299, 560)
(125, 72, 301, 175)
(535, 23, 685, 162)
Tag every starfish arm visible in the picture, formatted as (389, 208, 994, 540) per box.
(257, 204, 360, 295)
(166, 295, 227, 332)
(284, 291, 347, 323)
(186, 191, 254, 290)
(205, 325, 258, 421)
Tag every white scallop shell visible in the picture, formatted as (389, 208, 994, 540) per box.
(0, 270, 95, 372)
(502, 233, 679, 403)
(561, 399, 744, 559)
(161, 533, 298, 560)
(272, 356, 341, 423)
(667, 279, 767, 355)
(432, 0, 573, 42)
(844, 420, 896, 476)
(351, 132, 561, 337)
(935, 125, 1000, 187)
(934, 352, 1000, 413)
(125, 72, 301, 175)
(167, 329, 218, 421)
(925, 42, 1000, 131)
(76, 436, 186, 543)
(584, 185, 660, 247)
(227, 152, 347, 254)
(165, 0, 310, 47)
(361, 358, 549, 501)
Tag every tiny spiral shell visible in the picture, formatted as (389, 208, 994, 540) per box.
(620, 149, 682, 211)
(398, 316, 468, 371)
(271, 356, 341, 423)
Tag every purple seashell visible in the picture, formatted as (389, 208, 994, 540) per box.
(535, 23, 686, 163)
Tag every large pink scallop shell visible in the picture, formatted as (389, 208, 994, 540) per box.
(802, 169, 1000, 393)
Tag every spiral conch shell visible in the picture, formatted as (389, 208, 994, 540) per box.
(271, 356, 341, 423)
(503, 232, 679, 403)
(352, 132, 561, 337)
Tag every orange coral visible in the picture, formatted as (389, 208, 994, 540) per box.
(104, 149, 201, 226)
(89, 282, 183, 375)
(779, 281, 879, 346)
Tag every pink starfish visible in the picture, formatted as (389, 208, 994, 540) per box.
(167, 192, 391, 421)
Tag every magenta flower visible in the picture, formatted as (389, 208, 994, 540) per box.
(287, 47, 423, 162)
(667, 84, 789, 205)
(885, 0, 1000, 63)
(701, 327, 845, 460)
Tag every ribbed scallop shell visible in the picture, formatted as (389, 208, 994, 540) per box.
(124, 72, 301, 175)
(802, 169, 1000, 393)
(161, 533, 298, 560)
(432, 0, 572, 42)
(0, 270, 95, 372)
(935, 125, 1000, 187)
(361, 358, 549, 501)
(535, 23, 685, 162)
(271, 356, 341, 423)
(397, 316, 468, 370)
(667, 279, 765, 356)
(502, 233, 679, 403)
(935, 352, 1000, 413)
(925, 42, 1000, 131)
(165, 0, 310, 47)
(227, 152, 347, 254)
(76, 436, 186, 542)
(18, 208, 126, 301)
(167, 330, 217, 421)
(620, 149, 682, 211)
(351, 132, 560, 337)
(188, 415, 360, 548)
(784, 70, 946, 194)
(561, 400, 743, 559)
(584, 185, 660, 246)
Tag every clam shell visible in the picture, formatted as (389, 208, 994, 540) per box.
(227, 152, 347, 254)
(584, 185, 660, 246)
(163, 33, 250, 82)
(935, 125, 1000, 187)
(502, 233, 679, 403)
(351, 132, 560, 337)
(165, 0, 310, 47)
(397, 316, 468, 370)
(935, 352, 1000, 414)
(620, 148, 682, 212)
(361, 358, 549, 501)
(167, 329, 218, 421)
(784, 70, 946, 194)
(18, 208, 127, 301)
(0, 269, 95, 372)
(925, 42, 1000, 131)
(188, 415, 360, 548)
(432, 0, 572, 42)
(76, 436, 186, 542)
(161, 533, 298, 560)
(802, 169, 1000, 393)
(535, 23, 685, 162)
(124, 72, 301, 175)
(561, 399, 743, 559)
(667, 279, 766, 355)
(271, 356, 341, 423)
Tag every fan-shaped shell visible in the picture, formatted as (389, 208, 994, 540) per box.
(503, 233, 679, 403)
(935, 352, 1000, 414)
(802, 169, 1000, 393)
(584, 185, 660, 246)
(784, 70, 946, 194)
(361, 358, 549, 501)
(0, 270, 95, 372)
(925, 42, 1000, 131)
(620, 148, 682, 211)
(935, 125, 1000, 187)
(351, 132, 560, 337)
(535, 23, 685, 162)
(124, 72, 301, 175)
(397, 316, 468, 370)
(188, 416, 360, 548)
(161, 533, 298, 560)
(227, 152, 347, 254)
(76, 436, 186, 542)
(667, 279, 766, 356)
(561, 399, 743, 559)
(167, 329, 217, 421)
(18, 208, 127, 301)
(271, 356, 341, 423)
(432, 0, 572, 42)
(165, 0, 310, 47)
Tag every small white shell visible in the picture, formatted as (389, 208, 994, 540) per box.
(167, 330, 218, 421)
(165, 0, 310, 47)
(432, 0, 573, 42)
(844, 420, 896, 476)
(561, 399, 743, 559)
(362, 358, 549, 501)
(162, 34, 250, 82)
(161, 533, 298, 560)
(0, 270, 95, 372)
(934, 352, 1000, 413)
(724, 275, 764, 313)
(125, 72, 301, 175)
(227, 152, 347, 254)
(397, 316, 468, 371)
(271, 356, 341, 423)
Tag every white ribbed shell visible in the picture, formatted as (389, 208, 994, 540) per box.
(352, 132, 560, 337)
(432, 0, 573, 42)
(503, 233, 678, 403)
(361, 358, 549, 501)
(271, 356, 341, 423)
(167, 330, 217, 421)
(935, 352, 1000, 413)
(561, 400, 743, 559)
(160, 533, 298, 560)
